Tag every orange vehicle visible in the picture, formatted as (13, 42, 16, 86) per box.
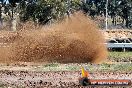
(79, 67, 131, 86)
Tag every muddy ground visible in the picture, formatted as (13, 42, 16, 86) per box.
(0, 66, 131, 88)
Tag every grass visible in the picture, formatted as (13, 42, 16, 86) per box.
(108, 51, 132, 62)
(43, 63, 59, 67)
(0, 83, 7, 88)
(98, 63, 132, 72)
(77, 63, 132, 72)
(109, 52, 132, 58)
(0, 62, 131, 72)
(28, 62, 132, 72)
(113, 63, 132, 71)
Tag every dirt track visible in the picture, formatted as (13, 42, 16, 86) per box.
(0, 70, 131, 88)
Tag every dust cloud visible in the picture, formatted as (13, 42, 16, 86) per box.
(0, 12, 107, 63)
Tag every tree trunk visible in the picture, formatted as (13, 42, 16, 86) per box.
(115, 17, 116, 26)
(0, 6, 3, 29)
(11, 18, 17, 31)
(125, 18, 129, 28)
(11, 6, 16, 31)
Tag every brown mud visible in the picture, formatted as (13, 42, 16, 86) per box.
(0, 12, 107, 63)
(0, 70, 131, 88)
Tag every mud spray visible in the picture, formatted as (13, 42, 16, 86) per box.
(0, 12, 107, 63)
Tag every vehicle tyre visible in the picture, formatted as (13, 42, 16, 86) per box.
(79, 77, 91, 86)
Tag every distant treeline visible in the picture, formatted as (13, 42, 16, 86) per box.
(0, 0, 132, 29)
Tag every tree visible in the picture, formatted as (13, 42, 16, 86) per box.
(19, 0, 81, 24)
(0, 0, 131, 30)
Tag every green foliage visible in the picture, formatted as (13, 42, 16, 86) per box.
(0, 0, 131, 28)
(82, 0, 132, 28)
(18, 0, 81, 24)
